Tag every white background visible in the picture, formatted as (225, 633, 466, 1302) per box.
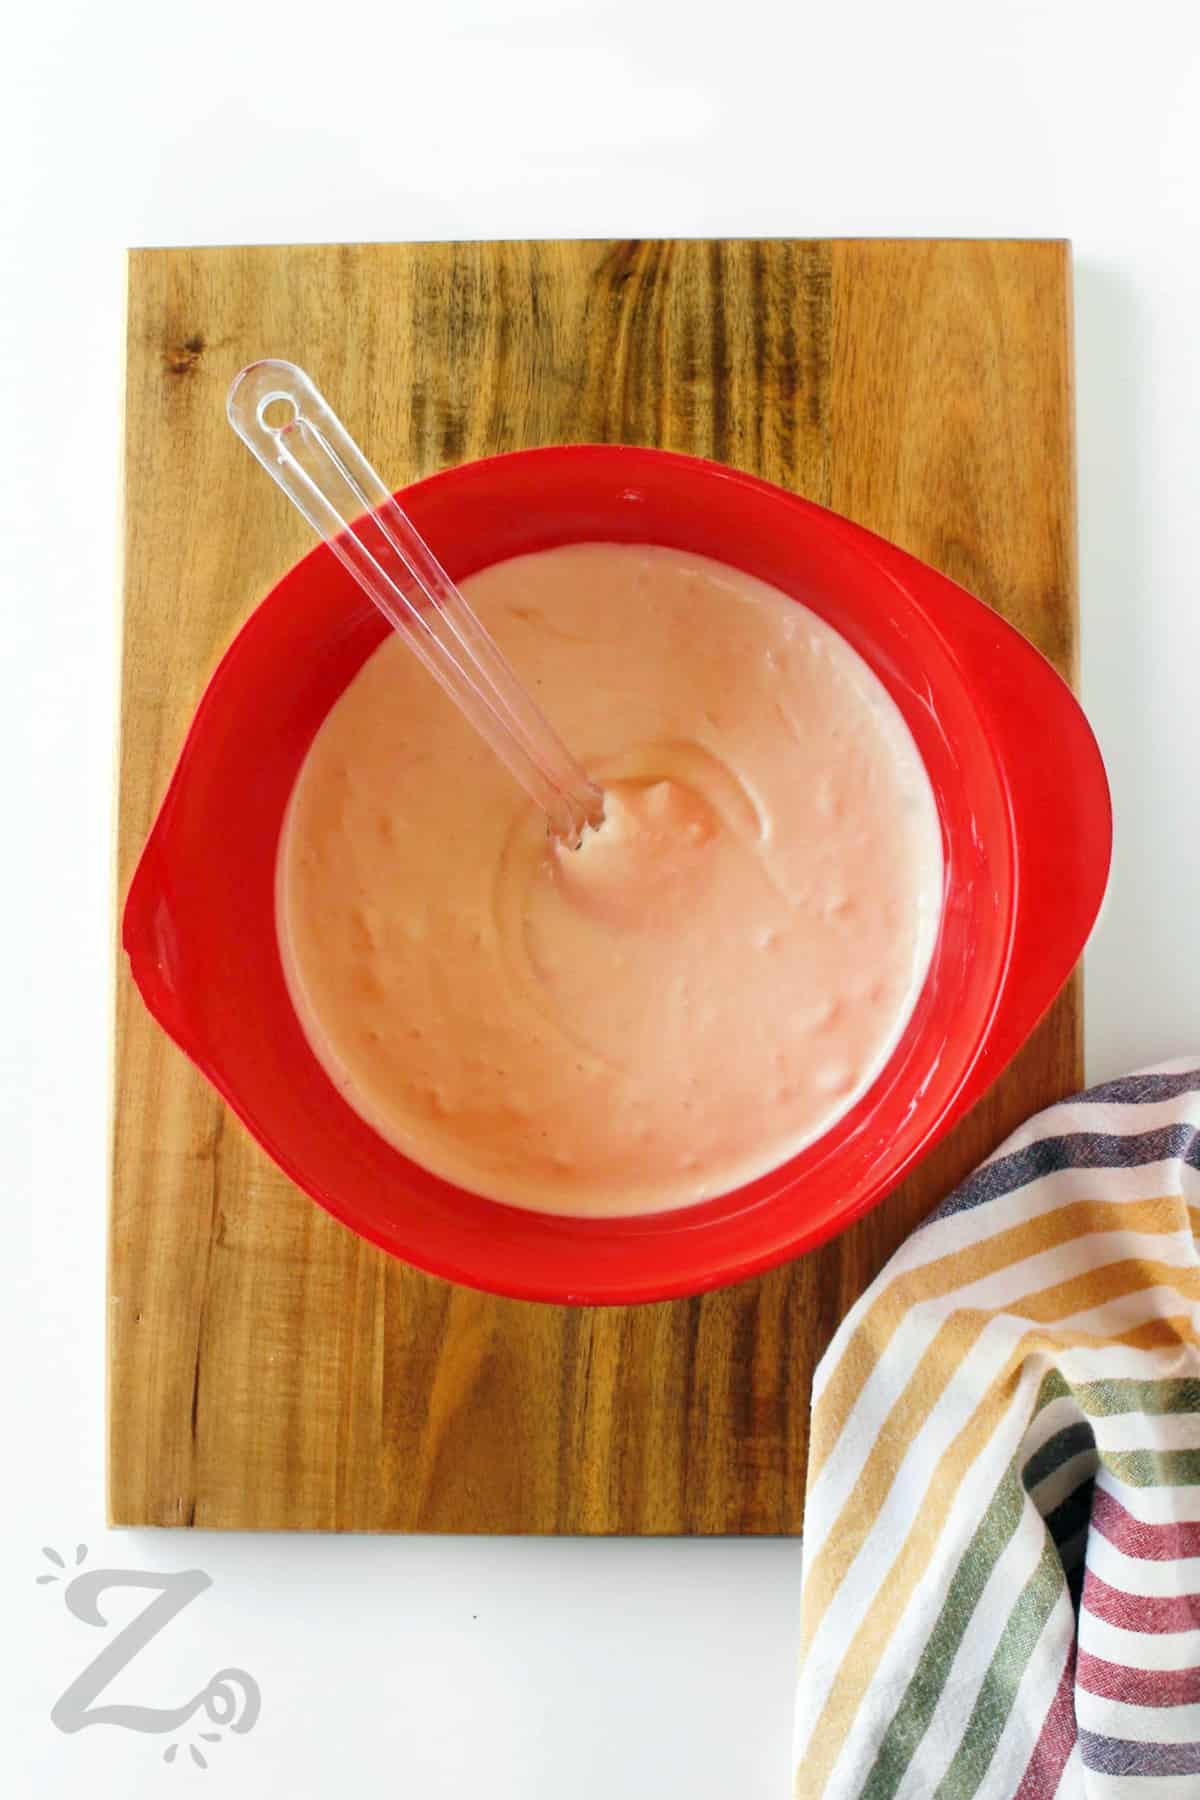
(7, 2, 1199, 1795)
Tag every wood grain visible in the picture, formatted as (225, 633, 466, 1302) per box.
(110, 239, 1079, 1533)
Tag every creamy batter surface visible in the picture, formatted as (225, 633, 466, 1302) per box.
(277, 543, 943, 1216)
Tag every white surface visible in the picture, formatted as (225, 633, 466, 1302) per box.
(7, 2, 1199, 1795)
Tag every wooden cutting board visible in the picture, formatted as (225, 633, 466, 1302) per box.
(110, 239, 1079, 1533)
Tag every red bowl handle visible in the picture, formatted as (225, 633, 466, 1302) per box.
(876, 536, 1110, 1106)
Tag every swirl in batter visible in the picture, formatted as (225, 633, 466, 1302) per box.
(277, 543, 943, 1216)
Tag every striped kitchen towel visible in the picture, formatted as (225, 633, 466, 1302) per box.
(794, 1058, 1200, 1799)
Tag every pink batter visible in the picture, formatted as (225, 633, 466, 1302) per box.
(277, 543, 943, 1217)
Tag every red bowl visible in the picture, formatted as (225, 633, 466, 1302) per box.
(123, 446, 1110, 1304)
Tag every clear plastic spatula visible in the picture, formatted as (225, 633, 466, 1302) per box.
(227, 359, 605, 847)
